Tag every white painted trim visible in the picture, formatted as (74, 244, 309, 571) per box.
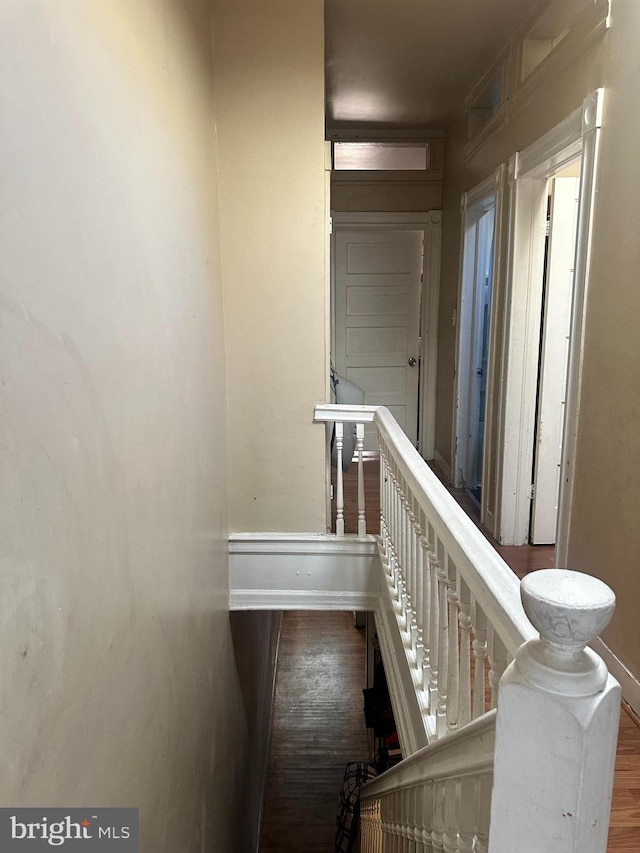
(453, 167, 505, 515)
(314, 403, 378, 423)
(591, 636, 640, 720)
(515, 106, 583, 178)
(229, 533, 381, 611)
(231, 588, 380, 611)
(497, 90, 603, 548)
(480, 165, 507, 538)
(556, 89, 604, 565)
(511, 0, 610, 119)
(420, 212, 442, 460)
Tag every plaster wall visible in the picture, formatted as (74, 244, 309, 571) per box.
(212, 0, 328, 533)
(331, 175, 442, 212)
(437, 3, 640, 682)
(0, 1, 274, 848)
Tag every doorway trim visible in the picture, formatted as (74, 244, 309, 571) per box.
(453, 165, 506, 536)
(331, 211, 442, 460)
(496, 89, 604, 552)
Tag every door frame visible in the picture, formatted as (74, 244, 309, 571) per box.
(453, 166, 506, 536)
(331, 211, 442, 460)
(496, 89, 604, 555)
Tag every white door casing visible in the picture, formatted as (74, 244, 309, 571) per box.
(454, 166, 506, 536)
(497, 90, 603, 551)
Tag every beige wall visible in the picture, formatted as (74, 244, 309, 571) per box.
(0, 1, 276, 848)
(213, 0, 328, 533)
(331, 175, 442, 212)
(569, 1, 640, 680)
(436, 4, 640, 684)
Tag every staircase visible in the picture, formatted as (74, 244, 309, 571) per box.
(231, 404, 622, 852)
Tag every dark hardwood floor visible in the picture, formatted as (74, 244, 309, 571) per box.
(260, 611, 370, 852)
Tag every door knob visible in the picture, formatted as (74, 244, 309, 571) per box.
(408, 358, 417, 367)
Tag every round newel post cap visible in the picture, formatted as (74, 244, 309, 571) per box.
(521, 569, 615, 650)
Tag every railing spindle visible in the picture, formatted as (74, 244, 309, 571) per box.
(436, 541, 448, 738)
(475, 772, 492, 853)
(335, 421, 344, 536)
(457, 775, 477, 853)
(356, 421, 366, 536)
(418, 518, 431, 698)
(458, 578, 472, 727)
(487, 624, 507, 710)
(431, 779, 445, 852)
(427, 524, 440, 719)
(445, 556, 460, 733)
(442, 778, 457, 853)
(472, 601, 488, 719)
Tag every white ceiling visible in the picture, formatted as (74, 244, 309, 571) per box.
(325, 0, 551, 132)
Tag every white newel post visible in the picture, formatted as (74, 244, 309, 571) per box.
(488, 569, 620, 853)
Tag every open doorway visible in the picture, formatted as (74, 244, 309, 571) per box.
(453, 166, 505, 536)
(530, 164, 581, 544)
(455, 196, 496, 500)
(497, 90, 603, 555)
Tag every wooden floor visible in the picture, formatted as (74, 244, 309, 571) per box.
(260, 611, 370, 852)
(266, 458, 640, 850)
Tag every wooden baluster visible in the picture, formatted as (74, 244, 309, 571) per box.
(393, 790, 402, 853)
(457, 775, 477, 853)
(413, 507, 425, 690)
(474, 772, 492, 853)
(335, 421, 345, 536)
(472, 601, 488, 719)
(408, 498, 419, 661)
(356, 421, 366, 536)
(402, 490, 413, 635)
(419, 521, 432, 701)
(457, 578, 472, 727)
(427, 525, 440, 721)
(487, 624, 507, 710)
(436, 540, 449, 738)
(421, 781, 434, 853)
(401, 788, 412, 853)
(397, 485, 408, 628)
(410, 787, 422, 853)
(445, 555, 460, 733)
(381, 791, 391, 850)
(380, 451, 389, 556)
(431, 779, 445, 852)
(442, 778, 458, 853)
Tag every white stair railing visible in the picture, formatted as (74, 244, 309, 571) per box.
(314, 404, 621, 852)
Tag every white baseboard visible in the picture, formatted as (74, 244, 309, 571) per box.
(591, 636, 640, 718)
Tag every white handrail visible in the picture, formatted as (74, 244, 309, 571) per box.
(373, 406, 535, 657)
(314, 403, 620, 853)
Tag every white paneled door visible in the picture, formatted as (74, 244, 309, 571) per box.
(334, 228, 423, 449)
